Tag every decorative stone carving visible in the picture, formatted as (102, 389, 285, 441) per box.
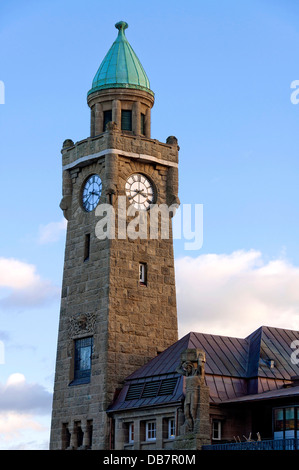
(62, 139, 74, 149)
(174, 348, 210, 449)
(60, 169, 73, 220)
(69, 312, 96, 338)
(176, 349, 206, 432)
(106, 121, 119, 132)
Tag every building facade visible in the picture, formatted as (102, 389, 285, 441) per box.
(107, 325, 299, 450)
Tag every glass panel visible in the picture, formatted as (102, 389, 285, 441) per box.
(146, 422, 156, 440)
(168, 419, 175, 439)
(274, 408, 284, 432)
(103, 110, 112, 131)
(129, 423, 134, 443)
(212, 420, 221, 439)
(139, 264, 145, 283)
(74, 337, 93, 380)
(285, 407, 295, 431)
(121, 110, 132, 131)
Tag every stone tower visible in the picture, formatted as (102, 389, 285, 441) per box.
(50, 21, 180, 450)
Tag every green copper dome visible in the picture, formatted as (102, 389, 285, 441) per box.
(88, 21, 154, 97)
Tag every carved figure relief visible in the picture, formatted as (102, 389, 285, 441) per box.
(176, 349, 206, 432)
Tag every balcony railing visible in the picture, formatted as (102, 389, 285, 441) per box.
(202, 438, 299, 451)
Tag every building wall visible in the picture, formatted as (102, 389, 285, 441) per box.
(112, 406, 182, 450)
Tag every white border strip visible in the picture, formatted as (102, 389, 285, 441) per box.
(62, 148, 178, 171)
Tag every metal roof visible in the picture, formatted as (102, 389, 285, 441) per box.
(107, 326, 299, 412)
(88, 21, 153, 97)
(220, 384, 299, 404)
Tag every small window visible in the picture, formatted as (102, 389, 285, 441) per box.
(168, 419, 175, 439)
(128, 423, 134, 443)
(212, 420, 221, 440)
(84, 234, 90, 262)
(141, 113, 145, 135)
(139, 263, 147, 285)
(146, 421, 156, 441)
(103, 110, 112, 131)
(121, 110, 132, 131)
(74, 337, 93, 382)
(274, 408, 284, 432)
(285, 407, 295, 431)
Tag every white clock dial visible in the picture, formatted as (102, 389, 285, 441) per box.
(82, 174, 102, 212)
(125, 173, 154, 210)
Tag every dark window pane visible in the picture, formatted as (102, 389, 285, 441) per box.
(274, 408, 284, 432)
(74, 337, 93, 380)
(141, 113, 145, 135)
(103, 110, 112, 131)
(121, 110, 132, 131)
(84, 234, 90, 262)
(286, 407, 295, 430)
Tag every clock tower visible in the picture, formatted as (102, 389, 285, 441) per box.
(50, 21, 180, 450)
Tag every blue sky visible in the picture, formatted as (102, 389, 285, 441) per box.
(1, 0, 299, 449)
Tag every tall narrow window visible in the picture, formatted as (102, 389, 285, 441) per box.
(274, 408, 284, 432)
(74, 337, 93, 382)
(128, 423, 134, 443)
(168, 418, 175, 439)
(139, 263, 147, 285)
(103, 110, 112, 131)
(84, 234, 90, 262)
(212, 420, 222, 440)
(121, 110, 132, 131)
(146, 421, 156, 441)
(141, 113, 145, 135)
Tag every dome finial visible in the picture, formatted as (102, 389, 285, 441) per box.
(115, 21, 128, 34)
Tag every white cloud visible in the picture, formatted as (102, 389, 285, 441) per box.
(175, 250, 299, 338)
(0, 257, 60, 309)
(0, 412, 46, 444)
(38, 219, 67, 244)
(0, 374, 52, 450)
(0, 373, 52, 414)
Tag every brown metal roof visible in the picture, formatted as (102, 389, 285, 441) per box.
(107, 326, 299, 412)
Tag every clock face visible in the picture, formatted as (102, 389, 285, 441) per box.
(82, 174, 102, 212)
(125, 173, 154, 210)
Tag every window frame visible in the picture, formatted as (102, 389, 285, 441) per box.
(168, 418, 175, 439)
(128, 422, 134, 444)
(103, 110, 112, 131)
(139, 262, 147, 285)
(121, 110, 132, 131)
(273, 406, 298, 438)
(84, 233, 90, 262)
(212, 419, 222, 440)
(145, 421, 156, 441)
(140, 113, 145, 135)
(73, 336, 93, 383)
